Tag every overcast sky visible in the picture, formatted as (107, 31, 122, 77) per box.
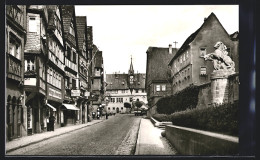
(75, 5, 238, 74)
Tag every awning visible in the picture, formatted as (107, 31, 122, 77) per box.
(62, 103, 80, 111)
(47, 103, 57, 111)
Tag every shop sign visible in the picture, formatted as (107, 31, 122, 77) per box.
(49, 88, 62, 99)
(84, 91, 90, 97)
(71, 90, 80, 97)
(24, 78, 37, 86)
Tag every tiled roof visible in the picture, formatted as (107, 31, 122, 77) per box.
(106, 74, 129, 90)
(230, 31, 239, 41)
(94, 51, 103, 68)
(146, 47, 177, 85)
(61, 5, 74, 34)
(106, 73, 146, 90)
(76, 16, 87, 51)
(168, 12, 229, 65)
(61, 5, 78, 49)
(47, 5, 55, 28)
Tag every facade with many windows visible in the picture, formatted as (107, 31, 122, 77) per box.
(6, 5, 27, 141)
(106, 58, 147, 114)
(168, 12, 239, 108)
(5, 5, 105, 142)
(76, 16, 90, 124)
(24, 5, 49, 134)
(145, 45, 177, 115)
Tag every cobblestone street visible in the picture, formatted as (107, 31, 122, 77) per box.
(7, 114, 141, 155)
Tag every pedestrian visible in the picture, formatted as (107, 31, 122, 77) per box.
(49, 114, 56, 131)
(106, 112, 108, 119)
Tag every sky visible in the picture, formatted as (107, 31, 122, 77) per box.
(75, 5, 239, 74)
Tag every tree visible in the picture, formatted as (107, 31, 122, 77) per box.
(124, 102, 132, 113)
(135, 99, 143, 116)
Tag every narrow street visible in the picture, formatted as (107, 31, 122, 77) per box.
(7, 114, 141, 155)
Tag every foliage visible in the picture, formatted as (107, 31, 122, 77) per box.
(156, 85, 200, 114)
(152, 114, 171, 122)
(135, 101, 143, 108)
(124, 102, 131, 108)
(153, 102, 238, 136)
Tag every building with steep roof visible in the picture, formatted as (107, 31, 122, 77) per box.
(168, 12, 239, 108)
(145, 45, 177, 115)
(75, 16, 90, 124)
(105, 58, 147, 114)
(23, 5, 50, 134)
(6, 5, 27, 141)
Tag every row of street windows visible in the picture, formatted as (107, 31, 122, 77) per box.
(110, 97, 123, 103)
(155, 84, 166, 92)
(49, 37, 64, 62)
(9, 33, 22, 60)
(107, 89, 145, 94)
(47, 67, 62, 89)
(108, 107, 124, 110)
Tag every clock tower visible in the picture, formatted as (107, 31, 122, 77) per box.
(128, 56, 134, 94)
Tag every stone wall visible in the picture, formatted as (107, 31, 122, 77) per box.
(165, 125, 238, 155)
(197, 73, 239, 108)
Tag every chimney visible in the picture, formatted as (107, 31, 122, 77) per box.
(204, 17, 207, 21)
(169, 44, 172, 54)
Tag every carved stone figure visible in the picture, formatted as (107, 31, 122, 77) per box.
(203, 41, 235, 72)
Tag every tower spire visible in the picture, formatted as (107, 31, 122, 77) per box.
(129, 55, 134, 74)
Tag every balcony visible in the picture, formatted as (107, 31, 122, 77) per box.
(6, 53, 22, 81)
(65, 58, 78, 72)
(6, 5, 25, 28)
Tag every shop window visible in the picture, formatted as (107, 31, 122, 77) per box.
(200, 48, 207, 57)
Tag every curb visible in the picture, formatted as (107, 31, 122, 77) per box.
(6, 120, 105, 153)
(134, 118, 143, 155)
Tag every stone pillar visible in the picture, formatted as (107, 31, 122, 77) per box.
(210, 70, 234, 105)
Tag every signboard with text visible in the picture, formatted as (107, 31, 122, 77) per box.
(24, 78, 37, 86)
(71, 90, 81, 97)
(84, 91, 90, 97)
(49, 87, 62, 99)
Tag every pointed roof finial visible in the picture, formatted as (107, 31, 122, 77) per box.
(129, 55, 134, 74)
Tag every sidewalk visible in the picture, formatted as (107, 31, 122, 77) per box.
(6, 118, 106, 153)
(135, 118, 177, 155)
